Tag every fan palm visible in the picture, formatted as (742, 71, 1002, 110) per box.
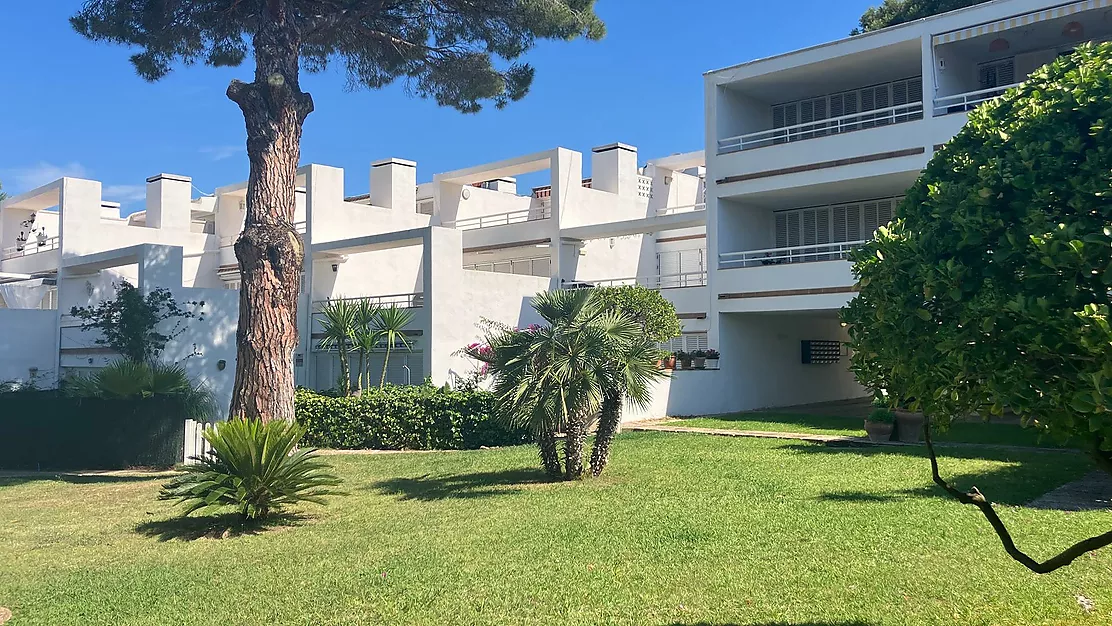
(62, 359, 218, 421)
(375, 305, 415, 387)
(316, 298, 358, 395)
(352, 299, 383, 393)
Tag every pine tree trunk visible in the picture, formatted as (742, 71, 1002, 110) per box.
(226, 9, 314, 422)
(590, 390, 623, 477)
(537, 427, 562, 479)
(564, 413, 588, 480)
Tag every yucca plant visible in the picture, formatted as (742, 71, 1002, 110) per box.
(63, 359, 218, 421)
(352, 299, 383, 393)
(161, 419, 342, 521)
(375, 305, 415, 387)
(316, 298, 359, 395)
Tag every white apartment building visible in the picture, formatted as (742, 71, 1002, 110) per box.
(0, 143, 711, 418)
(699, 0, 1110, 414)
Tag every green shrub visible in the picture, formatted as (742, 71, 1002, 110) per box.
(867, 407, 896, 424)
(63, 360, 218, 421)
(295, 384, 529, 450)
(161, 419, 342, 520)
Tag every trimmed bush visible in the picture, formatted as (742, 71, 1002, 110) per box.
(0, 390, 189, 470)
(295, 385, 528, 450)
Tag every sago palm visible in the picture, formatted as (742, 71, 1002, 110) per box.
(63, 359, 218, 421)
(375, 305, 414, 387)
(316, 298, 358, 395)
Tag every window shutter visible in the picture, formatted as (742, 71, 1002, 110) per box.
(832, 205, 848, 242)
(657, 251, 680, 277)
(892, 80, 908, 123)
(787, 211, 801, 247)
(859, 88, 876, 129)
(874, 85, 891, 126)
(800, 100, 814, 140)
(813, 97, 828, 137)
(802, 209, 817, 246)
(772, 105, 786, 128)
(784, 103, 799, 141)
(846, 204, 862, 240)
(877, 198, 894, 227)
(775, 213, 788, 248)
(863, 201, 879, 234)
(816, 208, 830, 244)
(998, 58, 1015, 85)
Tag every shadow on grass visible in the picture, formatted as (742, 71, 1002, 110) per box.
(0, 472, 170, 488)
(686, 412, 864, 433)
(369, 467, 551, 501)
(135, 512, 308, 541)
(786, 442, 1092, 508)
(671, 622, 875, 626)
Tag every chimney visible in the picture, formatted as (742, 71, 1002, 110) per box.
(590, 143, 638, 197)
(370, 158, 417, 210)
(485, 177, 517, 194)
(145, 174, 192, 230)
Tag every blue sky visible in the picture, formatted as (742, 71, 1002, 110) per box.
(0, 1, 875, 211)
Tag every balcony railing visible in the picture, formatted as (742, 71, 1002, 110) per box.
(443, 206, 552, 231)
(656, 203, 706, 217)
(719, 240, 866, 269)
(933, 83, 1022, 116)
(2, 235, 60, 261)
(313, 292, 424, 310)
(717, 102, 925, 154)
(465, 255, 550, 276)
(572, 271, 708, 290)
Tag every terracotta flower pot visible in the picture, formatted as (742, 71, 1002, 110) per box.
(864, 420, 894, 443)
(894, 410, 925, 443)
(665, 356, 676, 369)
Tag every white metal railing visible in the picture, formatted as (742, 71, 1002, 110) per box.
(2, 235, 60, 260)
(572, 271, 708, 290)
(656, 203, 706, 217)
(444, 206, 552, 231)
(465, 255, 550, 276)
(313, 292, 424, 310)
(719, 240, 866, 269)
(717, 102, 925, 154)
(933, 82, 1022, 115)
(293, 220, 307, 234)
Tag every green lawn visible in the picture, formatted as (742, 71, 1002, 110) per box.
(673, 412, 1072, 448)
(2, 432, 1111, 625)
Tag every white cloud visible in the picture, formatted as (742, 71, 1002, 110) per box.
(1, 161, 90, 193)
(200, 145, 243, 161)
(102, 184, 147, 204)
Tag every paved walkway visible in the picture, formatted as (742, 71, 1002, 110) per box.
(1028, 471, 1112, 511)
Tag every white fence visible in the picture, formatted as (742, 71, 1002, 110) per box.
(573, 271, 708, 289)
(717, 102, 925, 153)
(444, 206, 552, 231)
(933, 83, 1022, 115)
(183, 419, 214, 465)
(719, 240, 865, 269)
(2, 235, 60, 260)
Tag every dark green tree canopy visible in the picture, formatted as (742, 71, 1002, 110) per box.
(853, 0, 989, 34)
(592, 285, 681, 344)
(72, 0, 604, 112)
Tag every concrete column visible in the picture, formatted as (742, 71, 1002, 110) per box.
(590, 142, 638, 197)
(145, 174, 192, 231)
(58, 178, 103, 257)
(422, 226, 464, 384)
(550, 148, 582, 288)
(370, 158, 417, 210)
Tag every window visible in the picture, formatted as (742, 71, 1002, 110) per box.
(662, 332, 708, 353)
(978, 58, 1015, 90)
(773, 197, 901, 251)
(417, 199, 434, 215)
(656, 249, 705, 279)
(772, 77, 923, 140)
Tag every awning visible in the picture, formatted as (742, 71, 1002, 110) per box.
(933, 0, 1112, 45)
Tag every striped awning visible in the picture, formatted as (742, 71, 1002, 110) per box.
(933, 0, 1112, 45)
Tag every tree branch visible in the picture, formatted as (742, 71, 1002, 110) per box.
(924, 421, 1112, 573)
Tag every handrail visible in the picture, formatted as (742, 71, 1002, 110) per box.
(717, 102, 924, 154)
(719, 240, 866, 268)
(656, 203, 706, 216)
(1, 235, 60, 260)
(443, 206, 552, 231)
(933, 82, 1022, 114)
(312, 292, 424, 309)
(572, 271, 708, 289)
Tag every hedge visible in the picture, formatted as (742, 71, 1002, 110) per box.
(295, 385, 528, 450)
(0, 390, 188, 470)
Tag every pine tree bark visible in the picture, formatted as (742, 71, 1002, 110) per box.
(537, 427, 562, 479)
(590, 390, 623, 477)
(226, 7, 314, 422)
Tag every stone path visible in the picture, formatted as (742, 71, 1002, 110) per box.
(1028, 471, 1112, 511)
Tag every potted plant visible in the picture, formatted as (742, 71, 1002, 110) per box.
(664, 352, 676, 370)
(864, 402, 895, 443)
(692, 350, 707, 369)
(676, 351, 692, 370)
(705, 349, 720, 369)
(893, 405, 925, 443)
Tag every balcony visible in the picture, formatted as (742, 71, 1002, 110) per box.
(933, 83, 1022, 116)
(718, 102, 925, 155)
(312, 292, 424, 310)
(575, 271, 708, 290)
(2, 235, 59, 261)
(464, 255, 550, 277)
(443, 206, 551, 231)
(656, 203, 706, 217)
(719, 241, 864, 270)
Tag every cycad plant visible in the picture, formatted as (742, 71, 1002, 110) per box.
(466, 289, 664, 480)
(375, 305, 414, 387)
(352, 299, 383, 393)
(316, 298, 358, 395)
(161, 419, 342, 521)
(63, 359, 218, 421)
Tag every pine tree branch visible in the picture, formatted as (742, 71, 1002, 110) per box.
(924, 421, 1112, 574)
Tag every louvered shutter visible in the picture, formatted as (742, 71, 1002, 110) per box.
(859, 88, 875, 129)
(829, 93, 843, 134)
(908, 79, 923, 119)
(877, 198, 894, 227)
(874, 85, 891, 126)
(813, 97, 828, 137)
(863, 201, 879, 234)
(832, 205, 848, 243)
(786, 211, 801, 247)
(802, 209, 817, 246)
(892, 80, 908, 122)
(775, 213, 788, 249)
(816, 207, 831, 260)
(842, 90, 859, 131)
(800, 100, 814, 140)
(784, 104, 799, 141)
(658, 251, 680, 277)
(772, 105, 787, 145)
(846, 204, 862, 241)
(680, 248, 704, 276)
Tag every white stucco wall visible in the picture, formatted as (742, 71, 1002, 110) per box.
(0, 309, 56, 384)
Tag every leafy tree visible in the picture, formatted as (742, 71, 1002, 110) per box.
(375, 305, 415, 388)
(467, 290, 663, 480)
(592, 285, 681, 343)
(71, 1, 605, 423)
(852, 0, 989, 34)
(316, 298, 358, 396)
(842, 44, 1112, 573)
(70, 281, 201, 364)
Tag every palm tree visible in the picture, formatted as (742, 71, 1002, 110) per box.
(375, 305, 414, 387)
(352, 299, 382, 393)
(63, 359, 218, 421)
(467, 289, 660, 480)
(316, 298, 358, 395)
